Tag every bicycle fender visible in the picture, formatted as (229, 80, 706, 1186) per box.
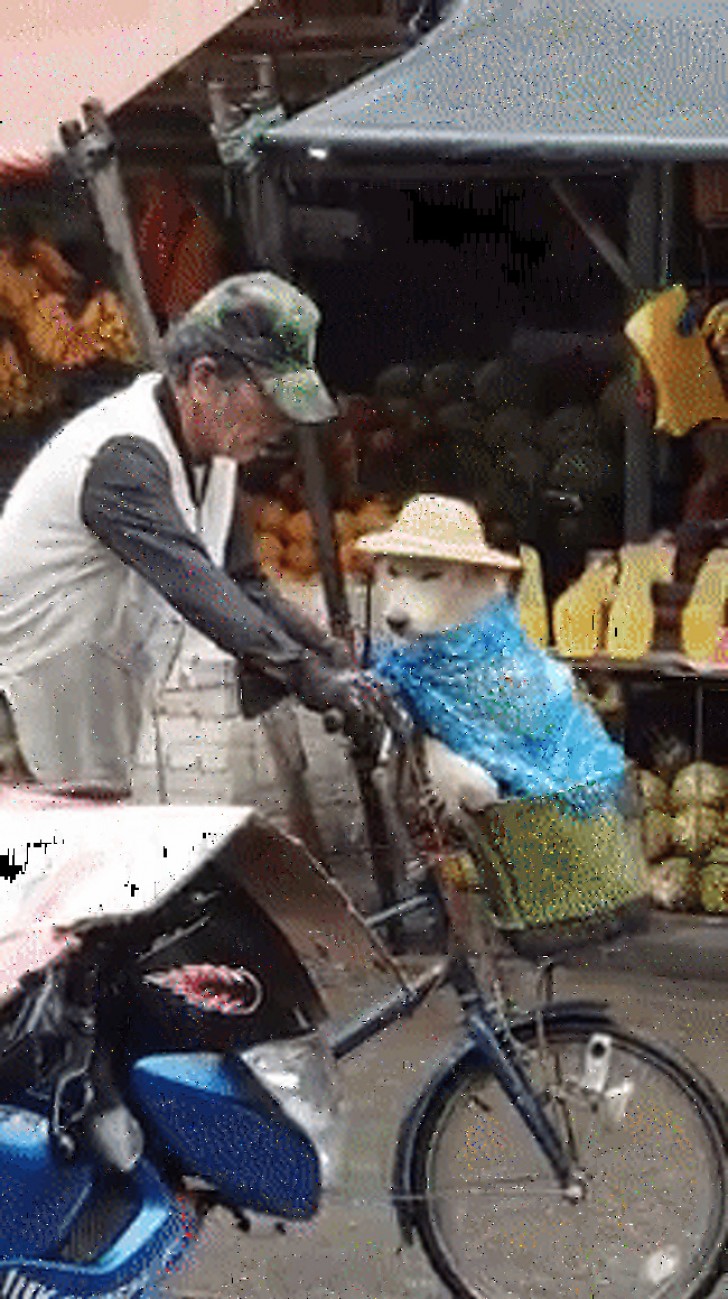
(391, 999, 616, 1245)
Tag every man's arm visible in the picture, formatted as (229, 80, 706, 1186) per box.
(225, 493, 352, 669)
(81, 435, 309, 684)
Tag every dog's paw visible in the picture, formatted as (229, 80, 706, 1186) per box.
(424, 738, 500, 815)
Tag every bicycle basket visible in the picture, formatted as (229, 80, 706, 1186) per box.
(452, 779, 650, 960)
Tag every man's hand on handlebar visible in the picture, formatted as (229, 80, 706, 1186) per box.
(293, 652, 412, 761)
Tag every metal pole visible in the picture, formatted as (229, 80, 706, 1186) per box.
(624, 165, 660, 542)
(207, 79, 339, 861)
(658, 165, 675, 288)
(60, 100, 169, 803)
(296, 427, 353, 644)
(655, 164, 675, 487)
(550, 178, 637, 294)
(60, 100, 164, 369)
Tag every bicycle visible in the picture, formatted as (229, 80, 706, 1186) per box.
(326, 697, 728, 1299)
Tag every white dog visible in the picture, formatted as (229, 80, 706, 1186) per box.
(358, 496, 523, 819)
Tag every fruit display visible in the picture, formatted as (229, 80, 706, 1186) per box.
(552, 539, 679, 660)
(358, 351, 629, 526)
(0, 338, 31, 418)
(0, 236, 138, 418)
(250, 495, 397, 585)
(637, 760, 728, 912)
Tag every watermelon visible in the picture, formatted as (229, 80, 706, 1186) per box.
(480, 406, 535, 451)
(473, 357, 539, 416)
(421, 361, 474, 407)
(547, 444, 617, 496)
(373, 363, 422, 401)
(539, 404, 598, 457)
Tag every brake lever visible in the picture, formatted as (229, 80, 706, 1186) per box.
(323, 700, 413, 768)
(323, 710, 394, 770)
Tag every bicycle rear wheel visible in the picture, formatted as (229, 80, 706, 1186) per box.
(410, 1017, 727, 1299)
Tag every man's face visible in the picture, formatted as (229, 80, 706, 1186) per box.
(177, 360, 292, 464)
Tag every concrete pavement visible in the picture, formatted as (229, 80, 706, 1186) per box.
(161, 963, 728, 1299)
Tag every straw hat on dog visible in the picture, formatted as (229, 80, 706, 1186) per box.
(356, 494, 522, 571)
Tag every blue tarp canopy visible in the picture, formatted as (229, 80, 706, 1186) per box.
(260, 0, 728, 170)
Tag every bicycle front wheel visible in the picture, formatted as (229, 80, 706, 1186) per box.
(410, 1018, 727, 1299)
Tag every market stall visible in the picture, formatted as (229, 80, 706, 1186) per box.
(215, 0, 728, 915)
(0, 0, 265, 491)
(0, 161, 142, 503)
(0, 2, 359, 870)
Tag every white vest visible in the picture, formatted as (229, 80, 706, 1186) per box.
(0, 374, 238, 793)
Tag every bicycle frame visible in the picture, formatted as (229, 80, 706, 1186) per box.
(327, 918, 597, 1194)
(338, 722, 579, 1180)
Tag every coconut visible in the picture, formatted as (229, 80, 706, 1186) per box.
(648, 858, 699, 911)
(355, 499, 396, 535)
(255, 533, 284, 576)
(284, 540, 318, 580)
(340, 539, 373, 577)
(700, 860, 728, 914)
(257, 501, 288, 537)
(641, 810, 675, 863)
(649, 734, 694, 783)
(496, 438, 547, 490)
(672, 806, 722, 856)
(636, 769, 671, 813)
(434, 401, 483, 439)
(381, 396, 419, 429)
(671, 762, 726, 810)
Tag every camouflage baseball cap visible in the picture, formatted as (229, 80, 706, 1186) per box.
(168, 271, 338, 424)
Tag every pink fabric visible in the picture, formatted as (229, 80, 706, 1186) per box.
(0, 0, 259, 166)
(0, 789, 247, 1006)
(0, 782, 120, 1001)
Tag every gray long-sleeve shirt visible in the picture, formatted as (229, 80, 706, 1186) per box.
(80, 434, 338, 718)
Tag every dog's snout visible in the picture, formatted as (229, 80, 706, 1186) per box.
(386, 614, 411, 636)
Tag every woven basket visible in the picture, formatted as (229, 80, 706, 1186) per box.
(443, 783, 650, 959)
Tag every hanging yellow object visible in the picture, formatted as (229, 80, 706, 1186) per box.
(624, 285, 728, 437)
(606, 543, 675, 660)
(682, 550, 728, 661)
(517, 544, 549, 647)
(553, 558, 618, 659)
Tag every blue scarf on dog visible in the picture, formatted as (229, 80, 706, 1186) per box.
(372, 596, 625, 817)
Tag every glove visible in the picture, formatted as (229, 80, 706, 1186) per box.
(293, 654, 387, 752)
(324, 637, 357, 671)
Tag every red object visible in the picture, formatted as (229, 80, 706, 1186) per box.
(369, 428, 398, 457)
(144, 963, 265, 1017)
(693, 164, 728, 228)
(683, 473, 728, 525)
(134, 174, 225, 321)
(635, 364, 656, 416)
(337, 394, 387, 438)
(0, 156, 53, 188)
